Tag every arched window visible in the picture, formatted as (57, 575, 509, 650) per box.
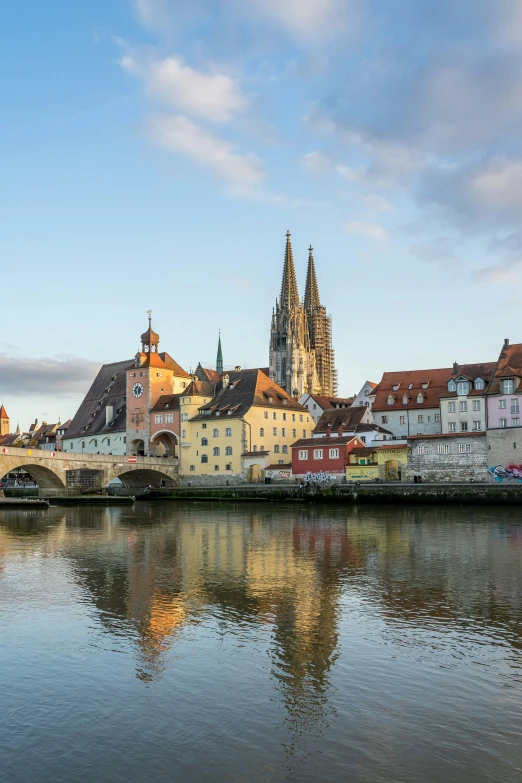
(253, 445, 257, 452)
(402, 395, 409, 405)
(226, 464, 232, 471)
(213, 447, 220, 456)
(225, 446, 232, 456)
(417, 393, 424, 404)
(282, 445, 288, 454)
(214, 465, 219, 471)
(260, 445, 265, 451)
(387, 395, 395, 406)
(213, 428, 219, 437)
(201, 454, 208, 463)
(225, 427, 232, 436)
(190, 465, 195, 471)
(274, 444, 280, 453)
(201, 437, 208, 446)
(260, 427, 265, 437)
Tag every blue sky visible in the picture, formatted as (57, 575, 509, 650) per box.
(2, 0, 522, 430)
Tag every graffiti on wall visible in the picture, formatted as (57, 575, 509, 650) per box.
(303, 471, 335, 483)
(488, 465, 522, 482)
(265, 470, 291, 480)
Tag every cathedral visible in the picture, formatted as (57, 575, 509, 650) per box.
(269, 232, 336, 397)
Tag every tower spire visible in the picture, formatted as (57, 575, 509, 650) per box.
(279, 230, 299, 309)
(216, 331, 223, 374)
(304, 244, 320, 317)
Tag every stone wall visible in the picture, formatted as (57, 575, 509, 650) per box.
(404, 434, 487, 482)
(486, 428, 522, 469)
(180, 472, 247, 487)
(66, 469, 106, 494)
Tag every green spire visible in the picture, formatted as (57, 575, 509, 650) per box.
(216, 331, 223, 374)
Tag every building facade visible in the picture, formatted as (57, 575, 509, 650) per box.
(291, 435, 365, 478)
(439, 362, 495, 435)
(404, 433, 488, 482)
(299, 393, 354, 424)
(269, 232, 336, 398)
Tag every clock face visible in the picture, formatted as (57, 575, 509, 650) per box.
(132, 382, 144, 399)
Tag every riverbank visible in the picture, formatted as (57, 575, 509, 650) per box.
(150, 483, 522, 505)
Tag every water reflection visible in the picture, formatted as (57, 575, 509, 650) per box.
(2, 502, 522, 782)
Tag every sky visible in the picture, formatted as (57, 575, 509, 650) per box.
(2, 0, 522, 430)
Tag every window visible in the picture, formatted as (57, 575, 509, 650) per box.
(473, 421, 481, 431)
(292, 429, 296, 437)
(312, 403, 317, 409)
(260, 445, 265, 451)
(264, 411, 268, 419)
(70, 443, 73, 449)
(457, 381, 469, 395)
(513, 418, 520, 427)
(224, 446, 232, 456)
(155, 414, 162, 424)
(140, 371, 146, 377)
(459, 401, 467, 412)
(382, 416, 388, 424)
(190, 465, 195, 471)
(156, 372, 162, 378)
(402, 395, 409, 405)
(421, 383, 428, 389)
(435, 413, 441, 423)
(299, 450, 308, 460)
(400, 415, 406, 424)
(302, 429, 306, 437)
(201, 454, 208, 463)
(225, 427, 232, 436)
(448, 381, 456, 392)
(387, 395, 395, 405)
(181, 413, 188, 421)
(512, 400, 520, 414)
(107, 439, 111, 446)
(130, 373, 135, 378)
(417, 393, 424, 404)
(360, 436, 366, 444)
(459, 443, 471, 453)
(392, 384, 399, 391)
(437, 444, 449, 454)
(300, 415, 303, 422)
(260, 428, 265, 437)
(449, 422, 456, 432)
(274, 445, 280, 453)
(279, 445, 287, 454)
(182, 429, 186, 438)
(329, 448, 339, 459)
(202, 423, 207, 429)
(499, 399, 507, 409)
(502, 379, 515, 394)
(461, 421, 468, 431)
(213, 428, 219, 437)
(418, 415, 423, 423)
(313, 449, 323, 459)
(448, 402, 456, 413)
(281, 428, 286, 437)
(283, 413, 287, 420)
(273, 427, 277, 436)
(475, 379, 484, 390)
(273, 412, 277, 420)
(500, 418, 507, 428)
(253, 445, 257, 452)
(226, 464, 232, 471)
(165, 413, 173, 423)
(214, 465, 219, 471)
(94, 439, 98, 447)
(201, 438, 208, 446)
(417, 445, 428, 455)
(473, 400, 480, 412)
(213, 447, 220, 456)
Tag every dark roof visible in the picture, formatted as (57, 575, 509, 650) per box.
(159, 352, 191, 378)
(291, 435, 362, 448)
(406, 432, 486, 440)
(151, 394, 181, 412)
(190, 370, 307, 421)
(349, 447, 377, 457)
(0, 433, 20, 446)
(65, 359, 131, 440)
(372, 367, 453, 411)
(308, 394, 354, 410)
(356, 423, 393, 434)
(265, 463, 292, 469)
(183, 379, 216, 397)
(489, 342, 522, 394)
(440, 362, 496, 397)
(195, 364, 222, 384)
(242, 450, 270, 456)
(313, 407, 368, 434)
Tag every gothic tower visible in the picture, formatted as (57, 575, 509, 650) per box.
(216, 332, 223, 374)
(269, 232, 319, 397)
(304, 246, 337, 396)
(0, 404, 9, 436)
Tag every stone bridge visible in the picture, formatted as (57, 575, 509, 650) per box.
(0, 447, 179, 496)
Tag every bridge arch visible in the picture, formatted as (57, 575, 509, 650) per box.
(150, 430, 178, 458)
(1, 462, 65, 489)
(112, 468, 177, 490)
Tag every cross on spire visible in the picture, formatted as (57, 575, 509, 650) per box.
(304, 244, 321, 316)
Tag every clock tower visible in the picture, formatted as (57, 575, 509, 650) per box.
(126, 314, 174, 457)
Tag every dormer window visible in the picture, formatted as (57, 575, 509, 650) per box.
(417, 393, 424, 404)
(457, 381, 469, 396)
(448, 381, 456, 392)
(402, 395, 409, 405)
(421, 383, 428, 389)
(392, 384, 399, 391)
(502, 379, 515, 394)
(387, 395, 395, 406)
(474, 379, 484, 391)
(408, 383, 413, 390)
(269, 397, 273, 403)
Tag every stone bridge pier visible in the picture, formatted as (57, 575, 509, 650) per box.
(0, 447, 179, 496)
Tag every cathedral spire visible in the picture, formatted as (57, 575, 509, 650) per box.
(304, 245, 320, 317)
(216, 331, 223, 374)
(279, 231, 299, 309)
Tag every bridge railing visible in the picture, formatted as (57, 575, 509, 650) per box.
(0, 446, 178, 466)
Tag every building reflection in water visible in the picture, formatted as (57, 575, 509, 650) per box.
(2, 501, 522, 733)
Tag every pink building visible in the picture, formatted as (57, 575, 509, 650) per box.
(487, 340, 522, 430)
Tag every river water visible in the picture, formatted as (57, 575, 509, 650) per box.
(1, 502, 522, 783)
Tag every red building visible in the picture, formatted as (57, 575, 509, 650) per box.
(291, 434, 366, 477)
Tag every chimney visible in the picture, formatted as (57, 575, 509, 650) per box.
(453, 361, 458, 375)
(504, 338, 510, 350)
(326, 424, 331, 438)
(338, 425, 344, 437)
(235, 365, 242, 371)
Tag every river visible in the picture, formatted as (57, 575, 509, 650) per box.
(1, 502, 522, 782)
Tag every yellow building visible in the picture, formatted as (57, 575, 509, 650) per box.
(345, 443, 409, 482)
(179, 369, 312, 482)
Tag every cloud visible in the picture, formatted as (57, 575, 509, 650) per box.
(299, 151, 333, 173)
(474, 265, 522, 284)
(242, 0, 353, 44)
(410, 237, 460, 268)
(121, 54, 247, 123)
(0, 355, 100, 396)
(146, 114, 265, 186)
(343, 221, 387, 240)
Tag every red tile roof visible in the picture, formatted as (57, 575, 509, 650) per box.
(313, 407, 369, 434)
(291, 435, 363, 448)
(489, 342, 522, 394)
(0, 405, 8, 419)
(372, 367, 453, 411)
